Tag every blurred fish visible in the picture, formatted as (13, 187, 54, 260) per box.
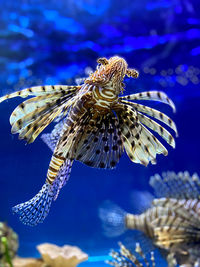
(0, 56, 177, 226)
(107, 242, 156, 267)
(150, 171, 200, 267)
(99, 171, 200, 267)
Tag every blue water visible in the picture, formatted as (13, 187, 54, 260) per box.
(0, 0, 199, 266)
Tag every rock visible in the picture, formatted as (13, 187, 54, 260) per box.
(37, 243, 88, 267)
(13, 257, 43, 267)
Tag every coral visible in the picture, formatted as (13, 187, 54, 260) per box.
(37, 243, 88, 267)
(107, 242, 156, 267)
(13, 257, 43, 267)
(0, 222, 18, 266)
(11, 243, 88, 267)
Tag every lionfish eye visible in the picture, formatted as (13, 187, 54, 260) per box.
(97, 58, 109, 66)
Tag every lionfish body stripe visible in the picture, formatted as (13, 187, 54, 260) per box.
(0, 56, 177, 226)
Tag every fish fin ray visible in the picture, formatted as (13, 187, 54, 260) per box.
(140, 123, 168, 157)
(121, 100, 177, 136)
(74, 113, 124, 169)
(10, 90, 76, 142)
(10, 90, 74, 125)
(18, 108, 61, 143)
(137, 112, 175, 148)
(152, 198, 200, 227)
(120, 91, 176, 112)
(150, 171, 200, 199)
(117, 104, 159, 166)
(0, 85, 79, 103)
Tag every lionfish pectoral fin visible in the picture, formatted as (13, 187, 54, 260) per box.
(121, 100, 178, 137)
(5, 85, 79, 143)
(120, 91, 176, 112)
(0, 85, 80, 103)
(12, 159, 73, 226)
(116, 96, 177, 166)
(17, 107, 62, 144)
(116, 104, 158, 166)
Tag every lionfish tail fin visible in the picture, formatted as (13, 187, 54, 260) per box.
(12, 183, 54, 226)
(99, 201, 127, 237)
(12, 158, 73, 226)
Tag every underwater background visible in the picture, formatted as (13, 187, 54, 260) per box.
(0, 0, 200, 266)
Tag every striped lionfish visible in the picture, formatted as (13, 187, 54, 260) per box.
(107, 242, 156, 267)
(99, 171, 200, 267)
(0, 56, 177, 226)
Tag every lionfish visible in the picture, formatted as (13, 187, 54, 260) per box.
(107, 242, 156, 267)
(0, 56, 177, 226)
(99, 171, 200, 266)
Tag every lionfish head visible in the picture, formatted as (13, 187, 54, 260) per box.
(100, 56, 128, 88)
(86, 56, 128, 94)
(106, 56, 128, 80)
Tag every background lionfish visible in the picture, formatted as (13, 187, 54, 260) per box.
(107, 242, 156, 267)
(99, 171, 200, 267)
(0, 56, 177, 226)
